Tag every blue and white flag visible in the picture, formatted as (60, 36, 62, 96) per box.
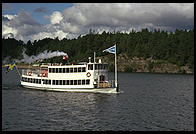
(103, 45, 116, 54)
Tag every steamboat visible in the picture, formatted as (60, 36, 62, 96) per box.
(20, 46, 119, 93)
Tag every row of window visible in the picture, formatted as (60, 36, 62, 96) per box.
(48, 64, 108, 73)
(49, 67, 86, 73)
(22, 77, 41, 84)
(52, 79, 90, 85)
(21, 77, 90, 85)
(88, 64, 108, 70)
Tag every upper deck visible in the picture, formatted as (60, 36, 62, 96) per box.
(22, 60, 108, 79)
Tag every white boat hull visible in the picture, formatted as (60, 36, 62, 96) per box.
(21, 84, 118, 93)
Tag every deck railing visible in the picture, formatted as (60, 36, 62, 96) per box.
(22, 69, 43, 77)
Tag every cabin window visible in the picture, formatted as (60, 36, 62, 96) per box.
(70, 68, 73, 73)
(66, 68, 69, 73)
(86, 79, 90, 85)
(88, 64, 93, 70)
(74, 68, 77, 73)
(51, 68, 55, 73)
(49, 68, 51, 73)
(56, 80, 59, 85)
(103, 64, 108, 70)
(43, 79, 46, 84)
(82, 67, 86, 72)
(52, 80, 55, 85)
(98, 64, 102, 70)
(59, 80, 63, 85)
(56, 68, 59, 73)
(78, 80, 81, 85)
(70, 80, 73, 85)
(63, 68, 66, 73)
(59, 68, 62, 73)
(74, 80, 77, 85)
(82, 80, 85, 85)
(38, 79, 41, 84)
(78, 67, 81, 72)
(95, 64, 98, 70)
(66, 80, 69, 85)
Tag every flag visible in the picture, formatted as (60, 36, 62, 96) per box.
(103, 45, 116, 54)
(6, 61, 16, 73)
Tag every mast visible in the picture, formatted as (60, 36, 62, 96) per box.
(94, 52, 96, 63)
(115, 43, 118, 91)
(15, 64, 22, 79)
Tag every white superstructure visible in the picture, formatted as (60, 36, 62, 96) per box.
(20, 57, 119, 93)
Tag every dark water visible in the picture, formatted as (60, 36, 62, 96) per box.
(2, 68, 194, 131)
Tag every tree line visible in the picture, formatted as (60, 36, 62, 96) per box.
(2, 28, 194, 71)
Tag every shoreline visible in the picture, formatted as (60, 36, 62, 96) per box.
(2, 64, 194, 75)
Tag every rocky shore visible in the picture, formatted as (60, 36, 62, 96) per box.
(100, 54, 193, 74)
(2, 54, 193, 74)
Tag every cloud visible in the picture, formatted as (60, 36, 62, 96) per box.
(2, 3, 194, 43)
(62, 3, 194, 31)
(2, 16, 10, 21)
(50, 11, 63, 24)
(2, 10, 42, 41)
(34, 7, 48, 13)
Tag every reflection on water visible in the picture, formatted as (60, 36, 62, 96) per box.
(2, 68, 194, 131)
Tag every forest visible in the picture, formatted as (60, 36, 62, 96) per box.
(2, 28, 194, 72)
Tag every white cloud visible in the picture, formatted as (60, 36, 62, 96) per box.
(50, 11, 63, 24)
(3, 14, 17, 20)
(2, 3, 194, 42)
(2, 25, 18, 36)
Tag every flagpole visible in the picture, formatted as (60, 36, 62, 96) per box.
(115, 43, 118, 91)
(15, 63, 22, 79)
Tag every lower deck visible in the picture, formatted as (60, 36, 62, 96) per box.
(21, 72, 115, 89)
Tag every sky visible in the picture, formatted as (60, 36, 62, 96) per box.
(2, 3, 194, 43)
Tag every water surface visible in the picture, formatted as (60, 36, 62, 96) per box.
(2, 68, 194, 131)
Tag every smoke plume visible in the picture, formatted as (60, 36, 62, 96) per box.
(15, 49, 68, 64)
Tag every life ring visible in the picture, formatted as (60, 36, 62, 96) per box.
(28, 71, 32, 76)
(86, 72, 91, 77)
(42, 73, 46, 77)
(41, 70, 48, 77)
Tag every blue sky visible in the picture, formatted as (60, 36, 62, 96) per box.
(2, 3, 194, 42)
(2, 3, 73, 24)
